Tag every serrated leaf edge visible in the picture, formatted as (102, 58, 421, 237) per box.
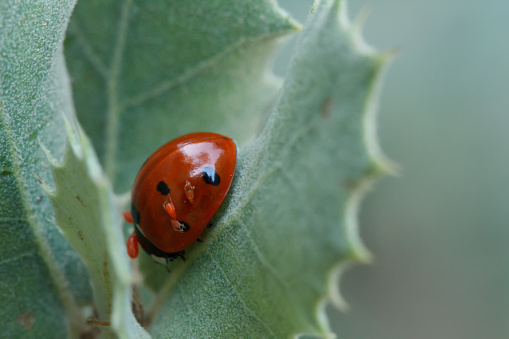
(317, 0, 395, 332)
(147, 2, 393, 337)
(43, 117, 150, 338)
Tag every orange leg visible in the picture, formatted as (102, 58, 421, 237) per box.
(123, 211, 134, 223)
(126, 232, 139, 258)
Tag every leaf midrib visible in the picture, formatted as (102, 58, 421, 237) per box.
(104, 0, 133, 181)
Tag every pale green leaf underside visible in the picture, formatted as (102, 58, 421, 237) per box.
(0, 0, 92, 337)
(45, 121, 149, 338)
(65, 0, 299, 192)
(148, 0, 389, 337)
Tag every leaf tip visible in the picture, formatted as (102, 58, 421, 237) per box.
(63, 115, 85, 158)
(327, 260, 353, 313)
(275, 1, 303, 34)
(286, 15, 303, 33)
(314, 298, 338, 339)
(38, 137, 61, 168)
(351, 4, 371, 33)
(344, 177, 374, 263)
(374, 157, 401, 177)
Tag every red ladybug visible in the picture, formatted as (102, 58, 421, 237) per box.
(124, 132, 237, 264)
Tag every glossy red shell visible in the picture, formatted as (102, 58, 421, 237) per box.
(131, 132, 237, 253)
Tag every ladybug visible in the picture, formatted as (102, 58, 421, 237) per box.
(124, 132, 237, 264)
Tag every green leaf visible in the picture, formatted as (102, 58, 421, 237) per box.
(0, 0, 92, 337)
(146, 0, 390, 337)
(1, 0, 389, 337)
(43, 121, 149, 338)
(65, 0, 299, 193)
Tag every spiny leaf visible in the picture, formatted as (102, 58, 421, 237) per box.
(44, 121, 150, 338)
(146, 0, 390, 337)
(65, 0, 300, 192)
(0, 0, 92, 337)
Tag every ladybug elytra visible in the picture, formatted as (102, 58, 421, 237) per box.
(124, 132, 237, 264)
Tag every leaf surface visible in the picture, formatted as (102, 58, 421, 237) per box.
(147, 0, 390, 337)
(44, 122, 149, 338)
(0, 0, 92, 337)
(65, 0, 299, 192)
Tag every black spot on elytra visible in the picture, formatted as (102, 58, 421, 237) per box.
(156, 181, 170, 195)
(202, 166, 220, 186)
(180, 221, 190, 232)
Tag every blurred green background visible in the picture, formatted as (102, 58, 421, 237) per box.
(277, 1, 509, 338)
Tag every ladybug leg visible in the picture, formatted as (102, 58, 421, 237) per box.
(206, 218, 214, 228)
(166, 250, 185, 262)
(126, 233, 139, 259)
(123, 211, 134, 223)
(195, 221, 213, 243)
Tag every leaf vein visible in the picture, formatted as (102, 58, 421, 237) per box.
(208, 253, 277, 338)
(104, 0, 133, 180)
(67, 23, 108, 78)
(120, 30, 295, 111)
(0, 252, 34, 266)
(236, 218, 291, 293)
(0, 217, 29, 221)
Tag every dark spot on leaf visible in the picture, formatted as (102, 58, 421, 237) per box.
(202, 166, 220, 186)
(76, 195, 85, 206)
(156, 181, 170, 195)
(33, 173, 43, 185)
(102, 257, 110, 285)
(342, 178, 358, 191)
(17, 311, 34, 330)
(0, 169, 13, 176)
(321, 96, 332, 120)
(78, 230, 84, 241)
(131, 292, 145, 324)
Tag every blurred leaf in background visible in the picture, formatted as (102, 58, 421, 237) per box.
(276, 1, 509, 338)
